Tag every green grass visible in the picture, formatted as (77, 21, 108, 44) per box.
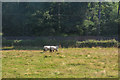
(2, 48, 118, 78)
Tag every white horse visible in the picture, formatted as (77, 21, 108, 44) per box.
(43, 46, 59, 52)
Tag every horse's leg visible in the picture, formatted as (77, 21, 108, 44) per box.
(55, 49, 58, 52)
(50, 49, 52, 52)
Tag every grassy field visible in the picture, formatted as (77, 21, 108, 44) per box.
(2, 48, 118, 78)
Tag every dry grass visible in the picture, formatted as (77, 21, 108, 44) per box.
(2, 47, 118, 78)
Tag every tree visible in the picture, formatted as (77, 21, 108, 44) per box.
(2, 2, 118, 36)
(118, 1, 120, 16)
(98, 2, 101, 35)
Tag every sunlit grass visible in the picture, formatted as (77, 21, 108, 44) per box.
(0, 33, 2, 36)
(2, 48, 118, 78)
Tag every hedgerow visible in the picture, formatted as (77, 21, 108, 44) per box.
(76, 39, 118, 48)
(2, 39, 118, 48)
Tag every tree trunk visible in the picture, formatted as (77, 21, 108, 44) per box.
(98, 2, 101, 36)
(118, 1, 120, 43)
(118, 1, 120, 16)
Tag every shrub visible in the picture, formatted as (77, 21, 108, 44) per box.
(2, 39, 118, 48)
(76, 39, 118, 48)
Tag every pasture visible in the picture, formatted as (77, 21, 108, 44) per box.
(2, 48, 118, 78)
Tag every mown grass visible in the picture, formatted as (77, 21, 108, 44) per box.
(2, 48, 118, 78)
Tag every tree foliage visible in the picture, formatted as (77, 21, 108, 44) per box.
(2, 2, 118, 36)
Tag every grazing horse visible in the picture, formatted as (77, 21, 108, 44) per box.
(43, 46, 59, 52)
